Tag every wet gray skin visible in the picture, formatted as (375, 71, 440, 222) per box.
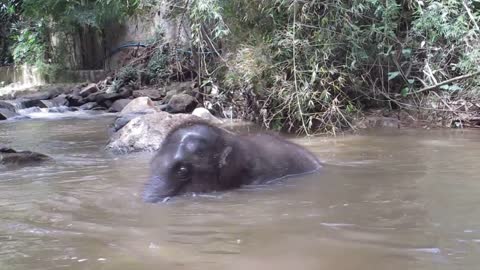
(143, 123, 322, 203)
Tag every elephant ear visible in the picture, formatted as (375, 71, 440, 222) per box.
(218, 146, 232, 168)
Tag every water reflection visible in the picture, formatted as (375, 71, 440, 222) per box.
(1, 117, 479, 270)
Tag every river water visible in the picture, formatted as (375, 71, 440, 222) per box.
(0, 114, 479, 270)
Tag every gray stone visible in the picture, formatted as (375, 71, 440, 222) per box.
(163, 82, 195, 103)
(0, 147, 51, 166)
(109, 99, 131, 113)
(0, 108, 18, 120)
(51, 94, 69, 107)
(95, 87, 132, 104)
(132, 89, 164, 101)
(79, 83, 99, 97)
(192, 107, 223, 124)
(166, 94, 197, 113)
(106, 112, 202, 154)
(66, 94, 85, 107)
(79, 102, 98, 110)
(0, 101, 16, 112)
(120, 97, 156, 115)
(85, 92, 102, 103)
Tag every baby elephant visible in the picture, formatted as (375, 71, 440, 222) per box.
(143, 121, 322, 203)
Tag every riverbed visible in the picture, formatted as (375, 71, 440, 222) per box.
(1, 114, 479, 269)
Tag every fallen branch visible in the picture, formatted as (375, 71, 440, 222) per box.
(463, 0, 480, 34)
(408, 70, 480, 95)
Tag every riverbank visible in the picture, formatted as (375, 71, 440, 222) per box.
(2, 81, 479, 133)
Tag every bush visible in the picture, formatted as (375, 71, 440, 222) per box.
(176, 0, 480, 133)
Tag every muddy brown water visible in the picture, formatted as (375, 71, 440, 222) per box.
(1, 114, 479, 270)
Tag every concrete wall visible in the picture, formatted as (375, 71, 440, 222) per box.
(1, 1, 188, 87)
(68, 69, 108, 83)
(105, 1, 191, 70)
(0, 65, 108, 90)
(0, 65, 45, 87)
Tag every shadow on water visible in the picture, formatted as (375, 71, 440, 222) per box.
(1, 116, 480, 269)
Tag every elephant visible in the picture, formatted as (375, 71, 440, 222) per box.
(143, 121, 322, 203)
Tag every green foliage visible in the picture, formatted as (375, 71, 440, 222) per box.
(21, 0, 146, 30)
(180, 0, 480, 133)
(2, 0, 155, 73)
(117, 65, 138, 84)
(146, 49, 169, 83)
(0, 0, 21, 65)
(11, 21, 47, 64)
(190, 0, 229, 46)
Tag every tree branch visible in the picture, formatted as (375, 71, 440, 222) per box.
(408, 71, 480, 95)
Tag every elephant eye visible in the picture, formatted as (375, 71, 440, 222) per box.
(176, 165, 190, 179)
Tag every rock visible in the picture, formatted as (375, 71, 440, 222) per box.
(0, 147, 51, 167)
(0, 101, 17, 112)
(80, 102, 98, 110)
(95, 87, 133, 104)
(109, 113, 144, 134)
(26, 98, 72, 109)
(106, 112, 202, 154)
(92, 105, 107, 111)
(354, 116, 400, 129)
(66, 94, 85, 107)
(21, 93, 52, 108)
(120, 97, 156, 115)
(132, 89, 164, 101)
(95, 93, 118, 103)
(109, 99, 131, 113)
(0, 108, 18, 120)
(166, 94, 197, 113)
(156, 104, 168, 111)
(70, 84, 85, 96)
(85, 92, 102, 103)
(51, 94, 69, 107)
(22, 100, 45, 108)
(23, 91, 53, 101)
(79, 83, 99, 97)
(0, 145, 15, 153)
(163, 82, 195, 103)
(192, 107, 223, 124)
(103, 100, 113, 108)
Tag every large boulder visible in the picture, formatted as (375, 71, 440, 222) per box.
(108, 112, 148, 135)
(0, 101, 16, 112)
(85, 92, 102, 103)
(21, 99, 64, 109)
(84, 87, 132, 107)
(66, 94, 85, 107)
(192, 107, 223, 124)
(22, 100, 47, 108)
(79, 102, 98, 110)
(166, 94, 197, 113)
(106, 112, 202, 154)
(95, 88, 132, 104)
(120, 97, 156, 115)
(79, 83, 99, 97)
(109, 99, 131, 113)
(132, 89, 164, 101)
(163, 82, 196, 103)
(51, 94, 69, 107)
(22, 91, 53, 101)
(21, 93, 52, 108)
(0, 146, 51, 166)
(0, 108, 18, 120)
